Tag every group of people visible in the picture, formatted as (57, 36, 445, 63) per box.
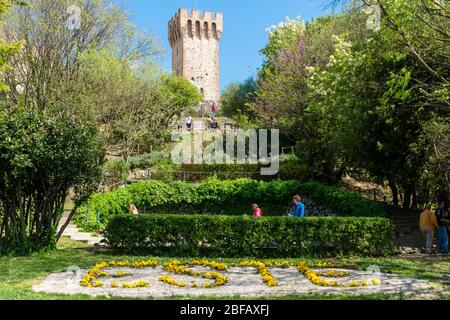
(419, 201, 449, 254)
(184, 102, 219, 131)
(250, 195, 306, 218)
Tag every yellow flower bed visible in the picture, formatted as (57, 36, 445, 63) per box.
(186, 260, 228, 271)
(239, 261, 279, 287)
(160, 260, 228, 288)
(80, 260, 157, 288)
(80, 259, 378, 290)
(121, 280, 150, 288)
(316, 270, 350, 278)
(297, 262, 379, 288)
(113, 271, 130, 278)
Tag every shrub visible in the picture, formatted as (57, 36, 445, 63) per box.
(0, 104, 103, 254)
(103, 159, 130, 185)
(128, 152, 170, 170)
(104, 215, 396, 258)
(74, 178, 387, 232)
(177, 163, 309, 181)
(179, 164, 262, 181)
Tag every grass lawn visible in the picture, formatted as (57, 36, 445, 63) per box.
(0, 237, 448, 300)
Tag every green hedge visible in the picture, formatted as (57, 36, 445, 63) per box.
(74, 178, 387, 231)
(175, 162, 309, 181)
(104, 215, 396, 258)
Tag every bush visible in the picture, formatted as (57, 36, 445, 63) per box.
(0, 104, 103, 254)
(179, 164, 262, 181)
(74, 178, 387, 232)
(103, 159, 130, 185)
(177, 163, 309, 181)
(104, 215, 396, 258)
(128, 152, 170, 170)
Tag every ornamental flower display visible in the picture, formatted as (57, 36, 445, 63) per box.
(239, 261, 279, 287)
(160, 260, 228, 288)
(80, 260, 157, 288)
(79, 259, 381, 291)
(297, 262, 381, 288)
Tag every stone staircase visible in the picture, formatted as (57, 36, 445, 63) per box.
(58, 212, 104, 246)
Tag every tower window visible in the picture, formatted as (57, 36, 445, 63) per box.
(187, 20, 193, 38)
(212, 23, 218, 39)
(196, 21, 201, 38)
(204, 22, 209, 38)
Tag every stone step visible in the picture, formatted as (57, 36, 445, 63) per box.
(70, 234, 103, 242)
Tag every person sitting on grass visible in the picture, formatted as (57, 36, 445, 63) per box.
(292, 195, 305, 218)
(252, 203, 263, 218)
(419, 204, 439, 254)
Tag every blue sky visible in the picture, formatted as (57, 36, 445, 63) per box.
(115, 0, 334, 91)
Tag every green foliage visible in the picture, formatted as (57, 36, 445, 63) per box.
(74, 178, 386, 231)
(0, 104, 104, 254)
(0, 0, 22, 91)
(251, 1, 450, 205)
(103, 159, 130, 185)
(105, 214, 396, 258)
(220, 78, 257, 125)
(128, 152, 170, 170)
(157, 75, 202, 113)
(77, 50, 199, 160)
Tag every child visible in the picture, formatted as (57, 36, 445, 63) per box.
(252, 203, 263, 218)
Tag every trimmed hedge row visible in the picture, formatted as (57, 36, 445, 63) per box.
(104, 215, 396, 257)
(74, 178, 386, 231)
(176, 162, 309, 181)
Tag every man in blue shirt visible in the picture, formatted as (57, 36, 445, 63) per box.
(292, 195, 305, 218)
(436, 201, 449, 254)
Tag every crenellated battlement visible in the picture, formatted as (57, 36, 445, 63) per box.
(168, 8, 222, 103)
(169, 8, 223, 46)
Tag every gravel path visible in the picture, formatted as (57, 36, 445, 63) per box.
(33, 266, 432, 299)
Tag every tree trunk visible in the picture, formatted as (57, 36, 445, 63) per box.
(56, 204, 80, 242)
(411, 184, 417, 209)
(389, 180, 399, 207)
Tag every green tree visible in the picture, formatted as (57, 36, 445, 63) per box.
(220, 78, 257, 126)
(2, 0, 159, 110)
(251, 11, 368, 182)
(0, 104, 104, 254)
(0, 0, 22, 91)
(77, 50, 202, 161)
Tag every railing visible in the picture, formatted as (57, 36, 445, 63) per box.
(129, 170, 276, 183)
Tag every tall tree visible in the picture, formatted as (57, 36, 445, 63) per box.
(0, 0, 22, 91)
(2, 0, 159, 110)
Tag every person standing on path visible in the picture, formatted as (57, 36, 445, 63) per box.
(435, 201, 449, 254)
(210, 102, 218, 117)
(185, 115, 193, 131)
(419, 204, 439, 253)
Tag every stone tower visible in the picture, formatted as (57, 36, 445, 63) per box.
(168, 9, 223, 104)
